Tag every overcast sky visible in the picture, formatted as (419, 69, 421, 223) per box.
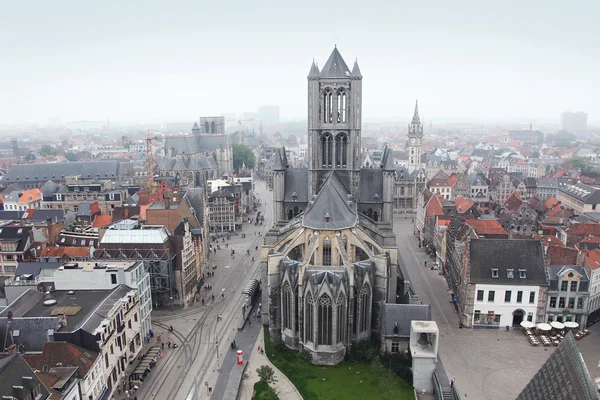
(1, 1, 598, 125)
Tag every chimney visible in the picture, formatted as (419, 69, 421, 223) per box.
(57, 312, 67, 327)
(164, 194, 171, 209)
(7, 344, 17, 355)
(47, 218, 54, 246)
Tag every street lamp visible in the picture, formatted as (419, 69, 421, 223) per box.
(170, 296, 173, 312)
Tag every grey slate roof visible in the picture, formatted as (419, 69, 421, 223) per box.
(358, 169, 383, 203)
(0, 226, 32, 252)
(559, 183, 600, 204)
(5, 160, 122, 183)
(469, 239, 548, 285)
(381, 147, 395, 171)
(15, 262, 62, 277)
(411, 100, 421, 125)
(308, 60, 320, 78)
(184, 187, 204, 225)
(516, 331, 598, 400)
(0, 211, 23, 221)
(467, 173, 488, 187)
(284, 169, 308, 202)
(546, 265, 589, 292)
(382, 303, 431, 337)
(272, 147, 286, 171)
(0, 354, 51, 399)
(164, 135, 228, 155)
(303, 171, 357, 230)
(536, 178, 558, 188)
(319, 47, 351, 78)
(350, 60, 362, 78)
(394, 167, 415, 182)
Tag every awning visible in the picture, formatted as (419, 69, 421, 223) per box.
(550, 321, 565, 330)
(537, 323, 552, 331)
(520, 321, 535, 328)
(564, 321, 579, 329)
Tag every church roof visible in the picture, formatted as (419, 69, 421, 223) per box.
(164, 135, 228, 155)
(381, 147, 395, 171)
(192, 121, 199, 129)
(272, 147, 286, 171)
(358, 169, 383, 202)
(284, 168, 308, 202)
(302, 171, 357, 230)
(516, 331, 597, 400)
(411, 100, 421, 125)
(351, 59, 362, 78)
(308, 60, 320, 79)
(320, 47, 351, 78)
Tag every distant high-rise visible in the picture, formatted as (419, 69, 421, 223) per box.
(561, 111, 588, 133)
(258, 105, 280, 124)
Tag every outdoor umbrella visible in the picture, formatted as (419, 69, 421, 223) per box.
(520, 321, 535, 328)
(564, 321, 579, 329)
(550, 321, 565, 330)
(536, 323, 552, 331)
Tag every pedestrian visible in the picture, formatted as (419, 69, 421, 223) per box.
(117, 387, 121, 395)
(168, 342, 171, 348)
(222, 293, 224, 299)
(161, 342, 164, 350)
(202, 298, 205, 305)
(450, 377, 456, 388)
(233, 340, 236, 347)
(258, 345, 261, 352)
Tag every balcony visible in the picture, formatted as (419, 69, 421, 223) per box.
(117, 321, 125, 334)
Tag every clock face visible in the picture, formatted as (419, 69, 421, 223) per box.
(411, 138, 416, 144)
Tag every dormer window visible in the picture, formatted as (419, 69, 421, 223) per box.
(373, 194, 380, 202)
(291, 192, 298, 201)
(324, 212, 331, 223)
(492, 269, 499, 278)
(507, 269, 514, 279)
(519, 269, 526, 279)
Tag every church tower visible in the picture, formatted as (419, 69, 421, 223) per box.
(407, 100, 424, 173)
(307, 47, 362, 198)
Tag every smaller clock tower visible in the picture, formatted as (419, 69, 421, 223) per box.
(407, 100, 423, 173)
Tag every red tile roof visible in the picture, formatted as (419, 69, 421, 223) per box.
(546, 245, 579, 265)
(446, 173, 459, 187)
(515, 159, 528, 165)
(552, 170, 566, 178)
(538, 235, 563, 247)
(465, 219, 508, 236)
(455, 197, 474, 213)
(428, 177, 449, 187)
(89, 201, 101, 215)
(580, 235, 600, 244)
(24, 341, 98, 377)
(18, 188, 42, 203)
(584, 249, 600, 271)
(92, 215, 113, 228)
(565, 224, 600, 235)
(426, 195, 444, 218)
(40, 246, 91, 258)
(545, 196, 559, 209)
(503, 191, 523, 212)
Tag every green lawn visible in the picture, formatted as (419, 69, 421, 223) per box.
(263, 329, 414, 400)
(252, 380, 278, 400)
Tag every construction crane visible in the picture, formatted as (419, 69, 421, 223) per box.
(122, 134, 159, 193)
(237, 119, 253, 145)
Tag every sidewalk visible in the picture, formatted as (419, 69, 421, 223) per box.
(237, 327, 303, 400)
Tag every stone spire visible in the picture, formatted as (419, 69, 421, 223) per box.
(351, 59, 362, 78)
(411, 100, 421, 125)
(308, 59, 320, 79)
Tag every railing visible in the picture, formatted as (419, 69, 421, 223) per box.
(432, 370, 444, 399)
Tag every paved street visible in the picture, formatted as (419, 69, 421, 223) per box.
(130, 180, 272, 400)
(394, 216, 600, 399)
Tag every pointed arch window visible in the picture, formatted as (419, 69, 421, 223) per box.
(318, 294, 333, 345)
(323, 236, 332, 266)
(337, 89, 347, 123)
(335, 133, 348, 167)
(204, 121, 210, 133)
(321, 133, 333, 167)
(305, 292, 314, 343)
(360, 283, 371, 333)
(323, 89, 333, 123)
(282, 282, 293, 330)
(210, 121, 216, 133)
(337, 293, 346, 343)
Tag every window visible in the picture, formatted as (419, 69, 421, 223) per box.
(507, 269, 514, 279)
(360, 284, 371, 333)
(104, 353, 109, 368)
(391, 341, 400, 353)
(504, 291, 512, 302)
(570, 281, 578, 292)
(519, 269, 527, 279)
(558, 297, 565, 308)
(322, 236, 332, 266)
(305, 293, 314, 343)
(477, 290, 484, 301)
(577, 297, 584, 309)
(473, 310, 482, 324)
(134, 313, 138, 322)
(488, 291, 495, 302)
(568, 297, 575, 309)
(517, 291, 523, 303)
(529, 291, 535, 304)
(111, 274, 117, 284)
(282, 283, 292, 330)
(561, 281, 568, 291)
(492, 269, 499, 278)
(337, 294, 346, 344)
(527, 313, 533, 322)
(317, 294, 332, 346)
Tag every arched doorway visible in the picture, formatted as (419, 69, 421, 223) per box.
(512, 309, 525, 327)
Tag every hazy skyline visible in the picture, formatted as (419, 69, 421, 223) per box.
(1, 1, 598, 125)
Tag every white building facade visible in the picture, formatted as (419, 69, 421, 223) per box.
(472, 283, 543, 328)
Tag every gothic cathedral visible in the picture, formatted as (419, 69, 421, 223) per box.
(261, 47, 404, 365)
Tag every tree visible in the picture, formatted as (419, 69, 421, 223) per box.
(65, 152, 78, 162)
(530, 151, 540, 158)
(39, 144, 57, 156)
(233, 143, 255, 172)
(258, 387, 279, 400)
(256, 365, 277, 386)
